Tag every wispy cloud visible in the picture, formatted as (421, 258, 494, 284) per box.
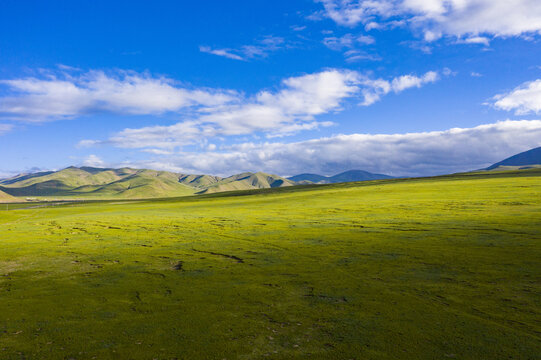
(493, 79, 541, 115)
(291, 25, 307, 31)
(0, 123, 13, 135)
(323, 33, 375, 50)
(199, 36, 285, 61)
(360, 71, 439, 105)
(317, 0, 541, 42)
(457, 36, 491, 46)
(115, 120, 541, 177)
(323, 33, 377, 61)
(0, 69, 238, 122)
(199, 46, 245, 61)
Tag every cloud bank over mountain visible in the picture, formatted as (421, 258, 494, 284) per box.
(108, 120, 541, 177)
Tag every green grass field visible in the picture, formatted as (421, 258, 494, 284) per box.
(1, 171, 540, 359)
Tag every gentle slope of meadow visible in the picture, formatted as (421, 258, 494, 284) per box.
(0, 170, 540, 359)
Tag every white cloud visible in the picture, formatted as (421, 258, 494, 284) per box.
(124, 120, 541, 177)
(83, 154, 105, 168)
(83, 69, 361, 148)
(360, 71, 439, 105)
(323, 33, 375, 50)
(458, 36, 491, 46)
(493, 79, 541, 115)
(81, 69, 440, 149)
(199, 46, 245, 61)
(199, 36, 285, 61)
(0, 69, 237, 121)
(317, 0, 541, 41)
(323, 33, 377, 61)
(142, 149, 174, 155)
(343, 50, 381, 62)
(0, 123, 13, 135)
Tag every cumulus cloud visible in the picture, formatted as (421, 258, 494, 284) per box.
(80, 69, 440, 149)
(123, 120, 541, 177)
(199, 36, 285, 61)
(493, 79, 541, 115)
(83, 154, 106, 167)
(317, 0, 541, 42)
(82, 69, 361, 148)
(0, 69, 237, 121)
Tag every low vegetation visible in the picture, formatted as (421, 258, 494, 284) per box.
(0, 170, 540, 359)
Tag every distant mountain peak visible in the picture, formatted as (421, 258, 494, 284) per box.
(486, 146, 541, 170)
(287, 169, 392, 184)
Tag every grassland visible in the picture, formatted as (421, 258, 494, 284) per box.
(0, 171, 540, 359)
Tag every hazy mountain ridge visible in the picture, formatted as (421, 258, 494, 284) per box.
(288, 170, 393, 184)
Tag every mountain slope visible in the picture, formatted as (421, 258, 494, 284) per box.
(0, 167, 135, 188)
(178, 174, 223, 189)
(288, 169, 393, 184)
(486, 146, 541, 170)
(199, 172, 295, 194)
(329, 170, 393, 182)
(287, 173, 329, 183)
(0, 189, 19, 203)
(0, 171, 55, 186)
(67, 170, 196, 198)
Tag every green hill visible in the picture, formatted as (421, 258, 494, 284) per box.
(199, 172, 295, 194)
(66, 170, 196, 199)
(0, 167, 298, 199)
(0, 167, 196, 199)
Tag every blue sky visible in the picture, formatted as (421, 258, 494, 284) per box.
(1, 0, 541, 177)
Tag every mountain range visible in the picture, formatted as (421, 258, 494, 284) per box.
(0, 166, 391, 201)
(0, 167, 298, 200)
(2, 146, 540, 202)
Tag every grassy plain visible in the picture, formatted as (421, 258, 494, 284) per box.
(1, 171, 540, 359)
